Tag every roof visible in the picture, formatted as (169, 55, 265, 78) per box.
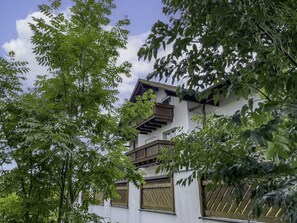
(129, 78, 226, 105)
(129, 79, 177, 102)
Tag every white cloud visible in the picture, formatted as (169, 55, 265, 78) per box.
(117, 32, 153, 99)
(117, 32, 173, 101)
(2, 10, 172, 101)
(2, 11, 50, 90)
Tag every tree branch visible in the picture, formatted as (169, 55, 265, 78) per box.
(255, 23, 297, 68)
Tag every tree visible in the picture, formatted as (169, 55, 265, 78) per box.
(0, 52, 28, 167)
(0, 193, 24, 222)
(0, 0, 155, 222)
(0, 53, 29, 222)
(139, 0, 297, 222)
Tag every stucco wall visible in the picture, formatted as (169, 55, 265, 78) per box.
(89, 169, 204, 223)
(137, 89, 190, 147)
(205, 94, 259, 116)
(88, 90, 261, 223)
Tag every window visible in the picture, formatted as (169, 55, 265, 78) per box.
(81, 188, 91, 205)
(161, 96, 171, 105)
(141, 177, 174, 212)
(94, 191, 104, 206)
(111, 182, 128, 207)
(145, 136, 157, 144)
(129, 140, 136, 150)
(82, 189, 104, 206)
(163, 128, 177, 140)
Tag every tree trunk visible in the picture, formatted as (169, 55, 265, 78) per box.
(57, 153, 69, 223)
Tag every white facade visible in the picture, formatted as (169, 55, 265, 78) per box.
(89, 80, 256, 223)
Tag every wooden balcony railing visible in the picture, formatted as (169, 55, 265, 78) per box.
(126, 140, 174, 166)
(135, 103, 174, 134)
(200, 180, 283, 222)
(111, 182, 129, 207)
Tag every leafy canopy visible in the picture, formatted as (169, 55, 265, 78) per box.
(139, 0, 297, 222)
(0, 0, 155, 222)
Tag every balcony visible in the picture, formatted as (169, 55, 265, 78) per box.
(200, 181, 282, 222)
(136, 103, 174, 134)
(126, 140, 174, 166)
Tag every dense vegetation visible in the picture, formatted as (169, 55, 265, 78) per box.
(0, 0, 155, 222)
(139, 0, 297, 222)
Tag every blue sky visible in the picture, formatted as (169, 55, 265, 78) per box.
(0, 0, 166, 50)
(0, 0, 170, 99)
(0, 0, 169, 98)
(1, 0, 170, 170)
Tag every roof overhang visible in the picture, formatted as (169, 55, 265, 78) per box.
(129, 79, 227, 105)
(129, 79, 177, 102)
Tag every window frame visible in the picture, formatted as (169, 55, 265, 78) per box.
(111, 182, 129, 208)
(140, 176, 175, 213)
(163, 128, 177, 140)
(161, 96, 171, 105)
(93, 191, 104, 206)
(145, 136, 157, 144)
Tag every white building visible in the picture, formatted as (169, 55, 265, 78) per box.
(89, 79, 281, 223)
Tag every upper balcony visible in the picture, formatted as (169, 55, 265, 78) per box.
(126, 140, 174, 167)
(135, 103, 174, 134)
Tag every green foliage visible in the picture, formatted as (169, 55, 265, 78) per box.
(141, 0, 297, 222)
(139, 0, 297, 102)
(0, 194, 23, 222)
(60, 205, 110, 223)
(157, 113, 297, 221)
(0, 52, 28, 100)
(0, 0, 154, 222)
(118, 89, 156, 139)
(0, 52, 28, 168)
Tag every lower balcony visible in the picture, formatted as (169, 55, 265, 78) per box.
(126, 140, 174, 167)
